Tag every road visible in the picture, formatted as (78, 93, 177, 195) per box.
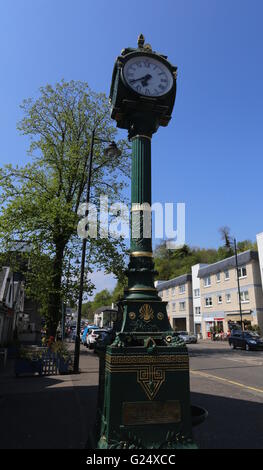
(189, 341, 263, 449)
(0, 340, 262, 449)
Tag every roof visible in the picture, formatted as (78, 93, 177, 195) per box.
(156, 274, 192, 292)
(94, 305, 118, 315)
(198, 250, 258, 278)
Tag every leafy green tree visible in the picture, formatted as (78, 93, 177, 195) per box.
(153, 232, 258, 282)
(0, 80, 130, 335)
(218, 226, 234, 257)
(81, 301, 93, 321)
(91, 289, 113, 311)
(154, 243, 218, 280)
(237, 239, 257, 252)
(111, 278, 128, 303)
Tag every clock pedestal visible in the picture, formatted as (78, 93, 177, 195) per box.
(94, 35, 198, 450)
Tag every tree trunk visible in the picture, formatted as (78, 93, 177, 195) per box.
(46, 241, 65, 338)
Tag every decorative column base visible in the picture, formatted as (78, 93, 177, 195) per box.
(96, 340, 196, 449)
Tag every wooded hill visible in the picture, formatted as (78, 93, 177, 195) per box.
(82, 235, 257, 315)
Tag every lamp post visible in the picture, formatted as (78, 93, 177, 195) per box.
(234, 238, 243, 331)
(73, 130, 121, 374)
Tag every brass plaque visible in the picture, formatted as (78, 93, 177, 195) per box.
(123, 401, 181, 426)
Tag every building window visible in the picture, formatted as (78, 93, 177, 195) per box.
(240, 291, 249, 302)
(194, 288, 200, 297)
(204, 276, 211, 287)
(179, 302, 186, 311)
(179, 284, 185, 294)
(205, 297, 213, 307)
(226, 293, 231, 303)
(216, 272, 221, 282)
(224, 270, 230, 280)
(172, 287, 175, 296)
(195, 306, 201, 315)
(217, 295, 222, 304)
(238, 266, 247, 278)
(172, 302, 176, 311)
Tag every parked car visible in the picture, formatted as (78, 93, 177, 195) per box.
(177, 331, 197, 344)
(94, 329, 116, 353)
(229, 330, 263, 351)
(81, 325, 98, 346)
(87, 328, 109, 349)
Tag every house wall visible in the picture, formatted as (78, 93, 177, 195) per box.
(158, 279, 194, 333)
(199, 258, 263, 337)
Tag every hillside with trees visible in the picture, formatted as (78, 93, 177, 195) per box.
(85, 228, 257, 311)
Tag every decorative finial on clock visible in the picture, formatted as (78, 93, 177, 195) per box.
(137, 33, 145, 49)
(137, 33, 152, 52)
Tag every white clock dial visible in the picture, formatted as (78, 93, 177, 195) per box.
(123, 56, 173, 97)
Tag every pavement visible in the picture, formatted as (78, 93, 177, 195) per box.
(0, 340, 263, 449)
(0, 346, 99, 449)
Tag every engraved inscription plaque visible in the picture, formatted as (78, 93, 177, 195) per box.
(123, 400, 181, 426)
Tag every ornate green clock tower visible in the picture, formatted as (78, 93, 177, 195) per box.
(95, 35, 196, 450)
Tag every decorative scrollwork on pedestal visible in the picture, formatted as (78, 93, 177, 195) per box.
(129, 312, 136, 320)
(139, 304, 154, 323)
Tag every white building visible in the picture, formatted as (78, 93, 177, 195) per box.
(156, 274, 194, 333)
(191, 264, 208, 336)
(94, 305, 118, 328)
(256, 232, 263, 291)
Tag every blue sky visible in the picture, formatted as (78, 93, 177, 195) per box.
(0, 1, 262, 295)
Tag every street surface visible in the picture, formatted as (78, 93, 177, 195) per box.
(189, 341, 263, 449)
(0, 341, 262, 449)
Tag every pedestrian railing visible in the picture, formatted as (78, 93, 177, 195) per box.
(14, 345, 74, 377)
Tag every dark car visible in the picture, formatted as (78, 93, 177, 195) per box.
(229, 330, 263, 351)
(94, 330, 116, 353)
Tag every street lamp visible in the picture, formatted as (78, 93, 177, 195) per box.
(234, 238, 243, 331)
(73, 129, 121, 373)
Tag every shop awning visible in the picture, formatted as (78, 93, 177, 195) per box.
(226, 314, 253, 322)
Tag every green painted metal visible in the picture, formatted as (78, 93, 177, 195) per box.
(95, 35, 196, 450)
(126, 135, 158, 303)
(97, 344, 196, 449)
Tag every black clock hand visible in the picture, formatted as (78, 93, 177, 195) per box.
(130, 74, 152, 85)
(141, 76, 152, 87)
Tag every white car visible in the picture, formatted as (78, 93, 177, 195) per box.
(177, 331, 197, 344)
(86, 329, 108, 349)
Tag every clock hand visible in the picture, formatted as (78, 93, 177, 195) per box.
(141, 76, 152, 87)
(130, 74, 152, 85)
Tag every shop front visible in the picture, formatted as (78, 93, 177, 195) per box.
(226, 311, 253, 330)
(203, 315, 226, 338)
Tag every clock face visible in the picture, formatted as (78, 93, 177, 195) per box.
(123, 56, 173, 97)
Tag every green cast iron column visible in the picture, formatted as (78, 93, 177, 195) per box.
(125, 135, 159, 301)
